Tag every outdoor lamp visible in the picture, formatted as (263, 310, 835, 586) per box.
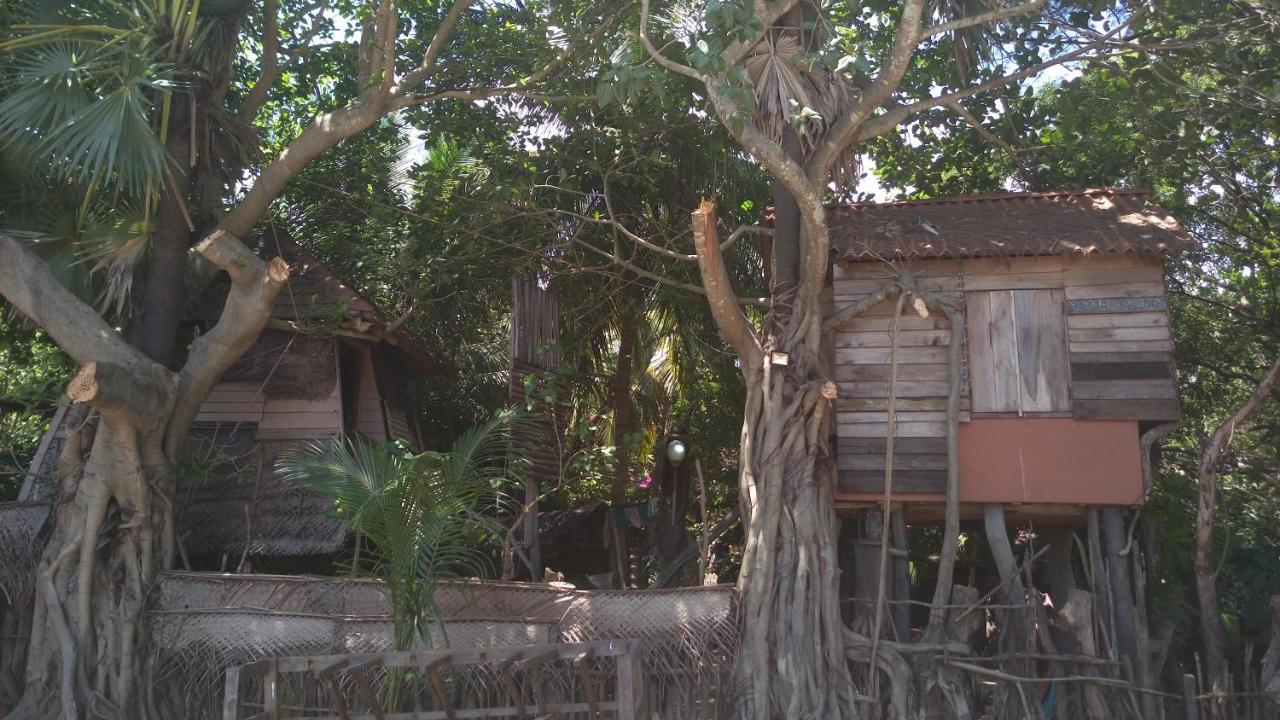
(666, 438, 688, 467)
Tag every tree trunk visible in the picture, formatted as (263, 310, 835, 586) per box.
(610, 306, 636, 588)
(1101, 507, 1138, 672)
(136, 97, 194, 367)
(733, 368, 855, 718)
(1, 231, 288, 719)
(1195, 354, 1280, 689)
(690, 203, 856, 719)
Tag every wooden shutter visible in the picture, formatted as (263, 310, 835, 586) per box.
(967, 289, 1071, 413)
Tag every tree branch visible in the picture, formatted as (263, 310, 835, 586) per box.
(924, 0, 1045, 38)
(638, 0, 704, 80)
(238, 0, 280, 123)
(944, 99, 1032, 184)
(811, 0, 926, 176)
(692, 200, 764, 368)
(854, 18, 1141, 143)
(393, 0, 474, 94)
(164, 230, 290, 461)
(66, 362, 174, 429)
(0, 233, 169, 383)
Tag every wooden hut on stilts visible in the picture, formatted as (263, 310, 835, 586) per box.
(824, 189, 1194, 717)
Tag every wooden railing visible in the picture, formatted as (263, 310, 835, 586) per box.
(222, 640, 643, 720)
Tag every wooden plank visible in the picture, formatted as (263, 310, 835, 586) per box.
(192, 411, 263, 423)
(1067, 326, 1170, 342)
(1062, 264, 1164, 287)
(839, 381, 952, 398)
(1068, 339, 1175, 353)
(1073, 380, 1179, 400)
(963, 271, 1064, 291)
(1069, 351, 1174, 364)
(1067, 311, 1169, 329)
(838, 453, 948, 471)
(839, 294, 964, 318)
(1065, 296, 1169, 315)
(835, 363, 950, 382)
(837, 470, 947, 495)
(839, 437, 947, 455)
(258, 410, 340, 427)
(1074, 398, 1180, 421)
(834, 329, 953, 349)
(1012, 288, 1071, 412)
(259, 397, 343, 413)
(836, 397, 971, 412)
(1065, 282, 1165, 300)
(837, 411, 948, 423)
(835, 347, 951, 364)
(837, 421, 948, 437)
(837, 314, 951, 332)
(967, 290, 1021, 412)
(1071, 362, 1173, 381)
(833, 276, 959, 295)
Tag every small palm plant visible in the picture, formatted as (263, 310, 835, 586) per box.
(277, 411, 529, 651)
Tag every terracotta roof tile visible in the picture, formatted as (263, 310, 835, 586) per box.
(828, 189, 1195, 262)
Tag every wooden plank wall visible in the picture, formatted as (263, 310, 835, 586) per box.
(832, 254, 1177, 496)
(354, 348, 389, 441)
(831, 267, 967, 495)
(194, 341, 344, 440)
(1063, 260, 1178, 420)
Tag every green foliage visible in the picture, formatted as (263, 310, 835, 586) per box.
(276, 411, 532, 649)
(0, 316, 72, 500)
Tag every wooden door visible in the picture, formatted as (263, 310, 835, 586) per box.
(967, 289, 1071, 414)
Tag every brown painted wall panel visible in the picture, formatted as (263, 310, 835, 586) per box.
(834, 418, 1144, 506)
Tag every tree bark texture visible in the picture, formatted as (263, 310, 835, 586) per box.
(1, 231, 288, 720)
(136, 96, 194, 367)
(692, 203, 857, 718)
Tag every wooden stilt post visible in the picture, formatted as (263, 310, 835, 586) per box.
(890, 510, 910, 642)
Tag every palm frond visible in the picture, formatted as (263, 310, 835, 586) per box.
(277, 412, 536, 650)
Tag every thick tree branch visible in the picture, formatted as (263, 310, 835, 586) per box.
(66, 362, 175, 429)
(165, 230, 290, 461)
(0, 233, 170, 385)
(692, 201, 764, 369)
(811, 0, 925, 176)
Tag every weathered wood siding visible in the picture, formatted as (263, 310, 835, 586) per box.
(194, 341, 344, 440)
(832, 265, 967, 496)
(1063, 260, 1178, 420)
(831, 254, 1177, 499)
(354, 348, 388, 441)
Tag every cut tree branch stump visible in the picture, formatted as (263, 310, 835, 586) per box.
(66, 362, 175, 429)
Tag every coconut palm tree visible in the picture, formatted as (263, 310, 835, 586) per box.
(276, 411, 531, 650)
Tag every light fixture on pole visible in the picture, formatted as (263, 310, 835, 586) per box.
(666, 438, 688, 467)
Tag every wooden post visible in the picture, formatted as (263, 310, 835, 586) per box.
(696, 459, 710, 581)
(1182, 674, 1201, 720)
(890, 510, 910, 641)
(1102, 507, 1139, 674)
(222, 664, 243, 720)
(264, 659, 279, 718)
(616, 643, 643, 720)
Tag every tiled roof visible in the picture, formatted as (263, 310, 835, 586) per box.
(828, 189, 1196, 262)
